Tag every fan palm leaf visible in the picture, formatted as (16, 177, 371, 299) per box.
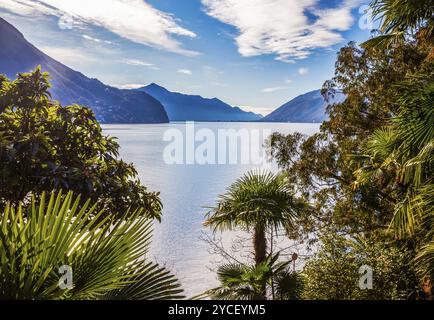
(354, 73, 433, 238)
(362, 0, 433, 49)
(0, 190, 184, 300)
(205, 253, 294, 300)
(205, 170, 302, 234)
(205, 169, 303, 276)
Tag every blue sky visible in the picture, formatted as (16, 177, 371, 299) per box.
(0, 0, 374, 116)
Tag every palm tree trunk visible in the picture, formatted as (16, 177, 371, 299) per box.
(253, 224, 267, 265)
(253, 224, 267, 300)
(270, 229, 275, 300)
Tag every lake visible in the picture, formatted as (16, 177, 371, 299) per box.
(102, 122, 320, 297)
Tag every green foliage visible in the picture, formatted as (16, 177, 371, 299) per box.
(204, 170, 306, 299)
(0, 67, 162, 220)
(205, 169, 305, 271)
(269, 37, 431, 237)
(301, 232, 417, 300)
(370, 0, 433, 35)
(272, 269, 304, 300)
(266, 0, 433, 300)
(363, 0, 433, 49)
(102, 262, 185, 300)
(355, 73, 434, 238)
(0, 190, 184, 300)
(354, 71, 434, 280)
(205, 170, 302, 233)
(206, 253, 303, 300)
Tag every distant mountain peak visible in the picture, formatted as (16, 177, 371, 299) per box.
(0, 17, 169, 124)
(139, 84, 263, 122)
(147, 82, 164, 89)
(261, 89, 346, 123)
(0, 17, 24, 39)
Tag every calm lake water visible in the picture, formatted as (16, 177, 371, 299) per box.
(102, 122, 320, 297)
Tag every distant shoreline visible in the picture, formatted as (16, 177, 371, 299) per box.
(101, 121, 321, 125)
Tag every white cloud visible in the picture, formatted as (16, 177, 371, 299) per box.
(202, 0, 361, 62)
(238, 105, 270, 116)
(276, 57, 296, 64)
(123, 59, 159, 70)
(39, 45, 98, 65)
(178, 69, 193, 75)
(298, 68, 309, 75)
(113, 84, 145, 90)
(1, 0, 199, 56)
(285, 78, 293, 84)
(0, 0, 58, 16)
(262, 86, 290, 93)
(82, 34, 101, 43)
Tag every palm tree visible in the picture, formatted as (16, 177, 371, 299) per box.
(357, 0, 434, 278)
(354, 74, 433, 237)
(207, 257, 278, 300)
(354, 72, 434, 276)
(0, 191, 184, 300)
(363, 0, 433, 49)
(205, 170, 302, 266)
(206, 253, 302, 300)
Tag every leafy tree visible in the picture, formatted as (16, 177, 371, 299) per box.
(0, 191, 183, 300)
(301, 231, 417, 300)
(267, 0, 433, 299)
(0, 68, 162, 220)
(269, 37, 431, 239)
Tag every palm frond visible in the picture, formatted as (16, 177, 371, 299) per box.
(205, 170, 303, 234)
(0, 191, 184, 300)
(361, 32, 405, 49)
(102, 261, 184, 300)
(370, 0, 433, 34)
(204, 253, 295, 300)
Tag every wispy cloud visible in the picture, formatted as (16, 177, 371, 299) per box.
(82, 34, 101, 43)
(39, 45, 98, 66)
(113, 84, 145, 90)
(178, 69, 193, 75)
(123, 59, 160, 70)
(202, 0, 362, 62)
(262, 86, 290, 93)
(238, 105, 271, 116)
(202, 65, 225, 76)
(298, 68, 309, 76)
(0, 0, 58, 16)
(1, 0, 200, 56)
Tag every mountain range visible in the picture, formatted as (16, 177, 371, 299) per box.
(0, 16, 345, 124)
(0, 17, 261, 123)
(0, 17, 169, 123)
(261, 89, 346, 123)
(139, 83, 262, 122)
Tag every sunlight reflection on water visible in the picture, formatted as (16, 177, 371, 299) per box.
(102, 122, 320, 297)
